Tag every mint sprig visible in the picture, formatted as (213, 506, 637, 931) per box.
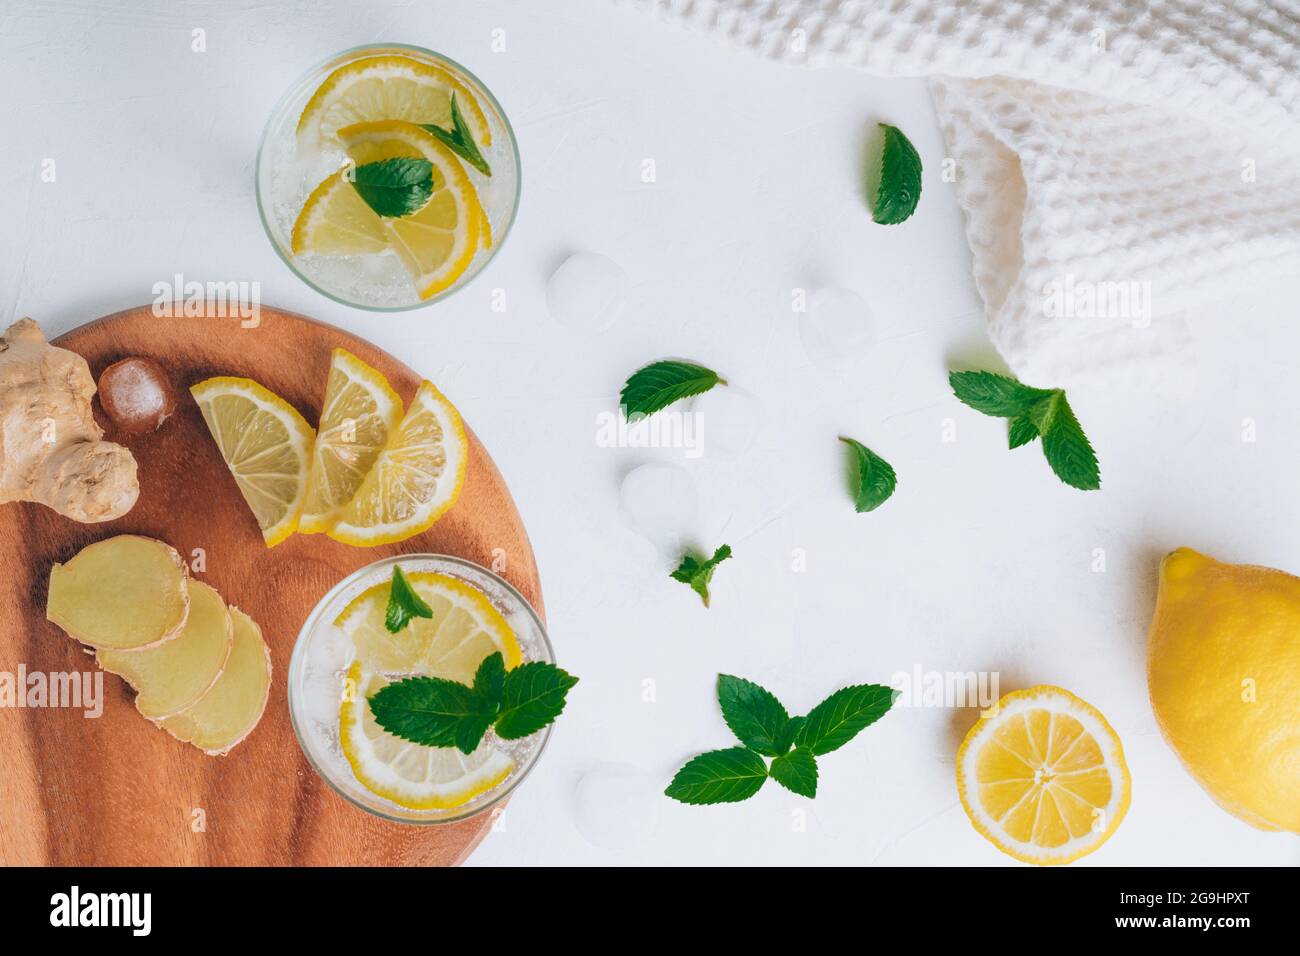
(949, 370, 1100, 490)
(351, 157, 434, 218)
(840, 436, 897, 512)
(670, 544, 731, 608)
(620, 360, 725, 418)
(420, 93, 491, 176)
(665, 674, 895, 805)
(871, 124, 922, 225)
(368, 652, 578, 754)
(385, 566, 433, 633)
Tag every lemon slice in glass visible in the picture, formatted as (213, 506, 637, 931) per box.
(297, 54, 491, 152)
(300, 348, 404, 534)
(956, 685, 1131, 865)
(340, 662, 514, 810)
(191, 377, 315, 547)
(327, 380, 468, 546)
(290, 168, 390, 256)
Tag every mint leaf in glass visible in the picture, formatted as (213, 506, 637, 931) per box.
(367, 675, 495, 753)
(351, 157, 434, 217)
(495, 661, 580, 740)
(871, 124, 922, 225)
(769, 747, 818, 798)
(385, 565, 433, 633)
(620, 360, 725, 418)
(717, 674, 789, 756)
(472, 651, 507, 709)
(840, 436, 897, 513)
(795, 683, 897, 756)
(664, 747, 768, 805)
(419, 93, 491, 176)
(670, 544, 732, 608)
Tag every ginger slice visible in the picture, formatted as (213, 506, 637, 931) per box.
(160, 606, 272, 755)
(97, 580, 233, 720)
(46, 535, 189, 649)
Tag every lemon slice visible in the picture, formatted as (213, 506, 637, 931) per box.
(297, 54, 491, 152)
(291, 168, 390, 256)
(337, 121, 482, 299)
(957, 685, 1131, 865)
(191, 377, 315, 547)
(328, 380, 468, 546)
(334, 570, 522, 683)
(340, 662, 514, 810)
(300, 349, 404, 534)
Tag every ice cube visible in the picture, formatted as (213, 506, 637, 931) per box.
(619, 462, 697, 550)
(799, 287, 878, 370)
(572, 762, 662, 849)
(547, 252, 628, 334)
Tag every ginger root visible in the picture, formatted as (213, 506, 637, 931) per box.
(0, 318, 138, 522)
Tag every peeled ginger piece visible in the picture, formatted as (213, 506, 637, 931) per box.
(97, 581, 233, 720)
(47, 535, 189, 649)
(160, 606, 272, 755)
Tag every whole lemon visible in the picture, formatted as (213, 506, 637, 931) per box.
(1148, 548, 1300, 831)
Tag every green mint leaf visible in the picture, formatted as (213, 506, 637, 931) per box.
(871, 124, 922, 225)
(795, 683, 896, 756)
(949, 370, 1054, 418)
(670, 544, 732, 608)
(1040, 396, 1101, 490)
(716, 674, 789, 756)
(1027, 391, 1064, 434)
(351, 157, 434, 218)
(769, 747, 818, 798)
(774, 716, 805, 756)
(472, 652, 506, 710)
(839, 436, 897, 513)
(367, 675, 495, 753)
(385, 565, 433, 633)
(664, 747, 768, 805)
(495, 661, 579, 739)
(1008, 414, 1038, 449)
(419, 93, 491, 176)
(620, 360, 724, 418)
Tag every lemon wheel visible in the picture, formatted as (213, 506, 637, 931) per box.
(956, 685, 1131, 865)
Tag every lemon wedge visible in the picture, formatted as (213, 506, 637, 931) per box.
(328, 380, 467, 546)
(337, 121, 482, 299)
(334, 570, 522, 683)
(300, 349, 404, 534)
(191, 377, 315, 547)
(956, 685, 1131, 865)
(340, 662, 514, 810)
(297, 54, 491, 152)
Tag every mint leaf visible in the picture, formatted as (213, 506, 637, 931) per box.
(472, 652, 506, 709)
(1008, 414, 1038, 449)
(419, 93, 491, 176)
(385, 565, 433, 633)
(367, 675, 494, 753)
(795, 683, 896, 756)
(774, 716, 805, 756)
(717, 674, 789, 756)
(871, 124, 922, 225)
(351, 157, 434, 218)
(664, 747, 768, 805)
(495, 661, 579, 740)
(1041, 397, 1101, 490)
(670, 544, 732, 608)
(769, 747, 818, 798)
(839, 437, 897, 513)
(949, 370, 1053, 418)
(620, 360, 724, 418)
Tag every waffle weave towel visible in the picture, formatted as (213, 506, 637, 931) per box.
(630, 0, 1300, 386)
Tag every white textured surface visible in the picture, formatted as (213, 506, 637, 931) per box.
(634, 0, 1300, 386)
(2, 0, 1299, 867)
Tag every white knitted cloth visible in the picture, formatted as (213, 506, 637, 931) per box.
(628, 0, 1300, 386)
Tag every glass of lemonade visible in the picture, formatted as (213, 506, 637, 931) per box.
(289, 555, 553, 824)
(256, 43, 520, 310)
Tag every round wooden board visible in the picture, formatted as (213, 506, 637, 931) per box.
(0, 304, 543, 866)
